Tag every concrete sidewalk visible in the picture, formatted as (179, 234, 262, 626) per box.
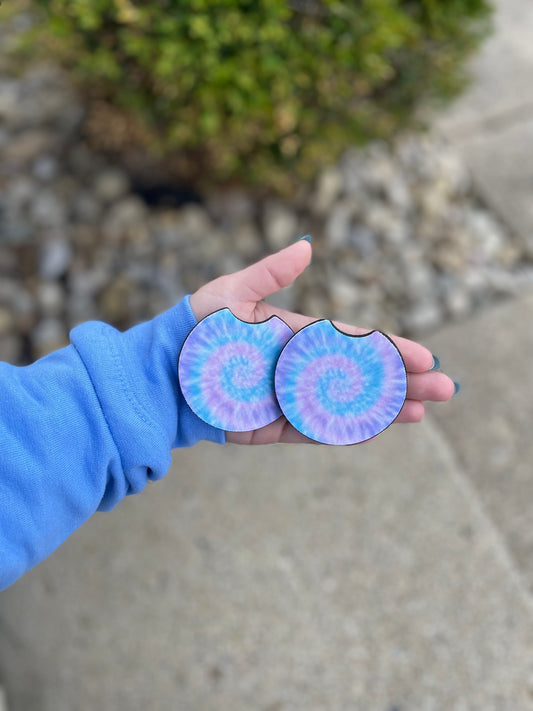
(436, 0, 533, 252)
(3, 0, 533, 708)
(2, 389, 533, 710)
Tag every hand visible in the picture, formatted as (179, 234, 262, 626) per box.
(189, 240, 456, 444)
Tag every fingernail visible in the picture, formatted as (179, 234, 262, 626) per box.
(429, 354, 440, 371)
(453, 381, 461, 395)
(297, 234, 312, 244)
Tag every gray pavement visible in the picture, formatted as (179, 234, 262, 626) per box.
(427, 293, 533, 595)
(2, 420, 533, 710)
(436, 0, 533, 137)
(4, 0, 533, 708)
(449, 118, 533, 253)
(436, 0, 533, 253)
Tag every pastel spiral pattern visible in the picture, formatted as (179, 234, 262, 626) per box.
(275, 321, 407, 445)
(178, 309, 293, 432)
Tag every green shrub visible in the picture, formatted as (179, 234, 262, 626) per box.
(32, 0, 491, 193)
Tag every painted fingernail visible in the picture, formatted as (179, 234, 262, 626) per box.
(429, 354, 440, 371)
(297, 234, 312, 244)
(453, 381, 461, 395)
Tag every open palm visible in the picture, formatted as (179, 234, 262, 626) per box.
(189, 240, 455, 444)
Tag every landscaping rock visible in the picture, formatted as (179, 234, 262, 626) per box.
(1, 51, 532, 361)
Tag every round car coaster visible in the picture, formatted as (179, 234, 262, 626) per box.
(178, 308, 293, 432)
(274, 321, 407, 445)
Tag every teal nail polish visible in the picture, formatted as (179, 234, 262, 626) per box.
(453, 381, 461, 395)
(430, 355, 440, 371)
(297, 234, 312, 244)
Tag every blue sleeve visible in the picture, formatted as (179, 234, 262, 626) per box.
(0, 295, 225, 590)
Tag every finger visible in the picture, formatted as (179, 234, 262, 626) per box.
(395, 399, 425, 423)
(385, 336, 434, 373)
(226, 398, 427, 444)
(226, 417, 315, 445)
(407, 372, 456, 402)
(228, 240, 312, 304)
(258, 304, 434, 374)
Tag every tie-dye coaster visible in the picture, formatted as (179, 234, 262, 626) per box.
(178, 308, 293, 432)
(274, 321, 407, 445)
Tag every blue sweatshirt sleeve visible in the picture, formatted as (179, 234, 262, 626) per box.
(0, 296, 225, 590)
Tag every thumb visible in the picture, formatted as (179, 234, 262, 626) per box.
(229, 237, 312, 304)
